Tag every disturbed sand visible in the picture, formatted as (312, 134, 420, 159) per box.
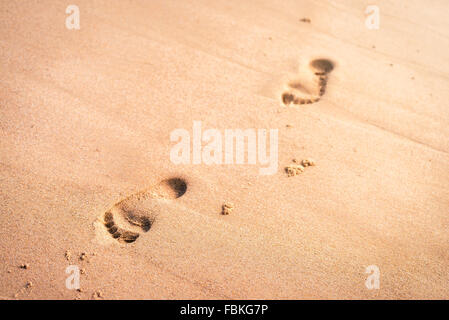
(1, 0, 449, 299)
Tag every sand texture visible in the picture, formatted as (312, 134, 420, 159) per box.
(1, 0, 448, 299)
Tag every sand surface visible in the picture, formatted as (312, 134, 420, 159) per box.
(1, 0, 448, 299)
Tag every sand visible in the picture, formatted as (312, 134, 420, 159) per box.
(1, 0, 448, 299)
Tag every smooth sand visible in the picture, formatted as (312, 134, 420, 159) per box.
(1, 0, 448, 299)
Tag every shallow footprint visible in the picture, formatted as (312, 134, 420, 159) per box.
(102, 178, 187, 243)
(281, 58, 335, 106)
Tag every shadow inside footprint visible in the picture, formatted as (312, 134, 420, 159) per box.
(153, 178, 187, 199)
(102, 177, 187, 243)
(310, 58, 335, 74)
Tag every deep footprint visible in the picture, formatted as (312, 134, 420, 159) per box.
(103, 178, 187, 243)
(282, 58, 335, 106)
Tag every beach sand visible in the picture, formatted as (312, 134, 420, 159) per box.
(1, 0, 448, 299)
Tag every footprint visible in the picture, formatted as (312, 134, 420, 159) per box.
(102, 178, 187, 243)
(281, 58, 335, 106)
